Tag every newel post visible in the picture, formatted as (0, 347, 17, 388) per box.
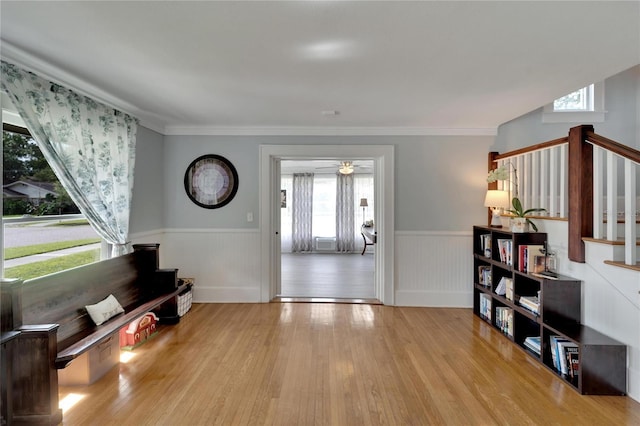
(568, 125, 594, 263)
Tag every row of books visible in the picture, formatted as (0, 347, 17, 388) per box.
(495, 307, 513, 338)
(479, 293, 491, 321)
(524, 336, 541, 356)
(494, 276, 514, 301)
(496, 238, 513, 265)
(518, 295, 540, 315)
(550, 335, 579, 383)
(477, 236, 548, 275)
(479, 234, 492, 258)
(517, 244, 545, 274)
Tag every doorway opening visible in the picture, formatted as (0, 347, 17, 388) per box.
(259, 145, 395, 305)
(279, 160, 375, 301)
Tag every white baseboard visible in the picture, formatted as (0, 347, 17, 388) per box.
(193, 286, 261, 303)
(395, 290, 473, 307)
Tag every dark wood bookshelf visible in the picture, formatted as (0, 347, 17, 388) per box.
(472, 225, 627, 396)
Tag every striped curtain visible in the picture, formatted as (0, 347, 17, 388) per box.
(292, 173, 314, 252)
(335, 173, 355, 252)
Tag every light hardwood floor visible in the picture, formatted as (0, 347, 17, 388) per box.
(59, 303, 640, 425)
(280, 253, 375, 300)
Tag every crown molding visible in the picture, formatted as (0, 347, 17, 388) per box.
(162, 125, 497, 137)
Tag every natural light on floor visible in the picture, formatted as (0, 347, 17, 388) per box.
(120, 351, 137, 363)
(59, 393, 86, 413)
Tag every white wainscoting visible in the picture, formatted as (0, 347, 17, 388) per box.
(137, 228, 473, 306)
(158, 229, 262, 303)
(394, 231, 473, 307)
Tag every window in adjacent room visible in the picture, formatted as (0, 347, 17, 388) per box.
(542, 81, 605, 123)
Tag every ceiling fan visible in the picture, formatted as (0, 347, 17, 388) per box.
(316, 161, 363, 174)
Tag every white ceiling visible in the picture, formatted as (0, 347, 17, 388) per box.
(1, 1, 638, 136)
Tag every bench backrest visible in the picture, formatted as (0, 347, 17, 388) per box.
(18, 244, 166, 351)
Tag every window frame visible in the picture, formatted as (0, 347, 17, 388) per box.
(542, 81, 605, 123)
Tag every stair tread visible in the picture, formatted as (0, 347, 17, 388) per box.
(603, 260, 640, 272)
(583, 237, 640, 246)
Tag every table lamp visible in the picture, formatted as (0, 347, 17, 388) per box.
(360, 198, 368, 225)
(484, 190, 510, 227)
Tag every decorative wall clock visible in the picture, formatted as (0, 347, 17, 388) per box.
(184, 154, 239, 209)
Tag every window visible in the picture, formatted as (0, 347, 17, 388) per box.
(279, 172, 374, 253)
(2, 101, 101, 280)
(553, 85, 593, 112)
(543, 81, 605, 123)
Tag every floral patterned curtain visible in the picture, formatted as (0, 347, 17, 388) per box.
(335, 173, 355, 252)
(1, 61, 138, 257)
(291, 173, 314, 252)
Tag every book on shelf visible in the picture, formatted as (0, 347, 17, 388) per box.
(479, 293, 492, 321)
(557, 341, 579, 375)
(495, 307, 514, 337)
(518, 295, 540, 315)
(525, 245, 544, 273)
(518, 244, 545, 273)
(549, 335, 572, 373)
(479, 234, 491, 258)
(505, 278, 514, 301)
(494, 276, 507, 296)
(478, 266, 491, 286)
(567, 349, 580, 381)
(496, 239, 512, 265)
(517, 244, 527, 272)
(524, 336, 541, 356)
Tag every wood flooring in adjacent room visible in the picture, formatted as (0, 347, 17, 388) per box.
(280, 253, 375, 300)
(58, 303, 640, 425)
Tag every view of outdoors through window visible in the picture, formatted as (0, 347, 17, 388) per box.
(2, 128, 101, 280)
(553, 85, 593, 111)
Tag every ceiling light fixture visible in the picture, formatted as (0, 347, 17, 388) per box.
(339, 161, 354, 175)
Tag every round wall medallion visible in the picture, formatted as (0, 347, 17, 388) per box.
(184, 154, 239, 209)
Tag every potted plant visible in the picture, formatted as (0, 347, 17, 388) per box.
(487, 163, 546, 232)
(507, 197, 546, 232)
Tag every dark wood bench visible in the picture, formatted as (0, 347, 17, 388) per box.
(1, 243, 185, 426)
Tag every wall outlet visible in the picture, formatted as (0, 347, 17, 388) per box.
(247, 212, 254, 222)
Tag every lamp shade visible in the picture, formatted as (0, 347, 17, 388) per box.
(484, 190, 510, 208)
(360, 198, 368, 207)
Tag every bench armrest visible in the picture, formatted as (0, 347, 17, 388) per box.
(55, 283, 188, 368)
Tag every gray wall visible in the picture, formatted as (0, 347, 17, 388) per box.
(130, 66, 639, 236)
(158, 135, 494, 232)
(129, 126, 165, 233)
(494, 65, 640, 152)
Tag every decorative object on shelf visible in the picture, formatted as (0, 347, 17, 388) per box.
(537, 241, 558, 278)
(508, 197, 546, 232)
(487, 163, 546, 231)
(484, 190, 510, 227)
(359, 198, 368, 225)
(184, 154, 239, 209)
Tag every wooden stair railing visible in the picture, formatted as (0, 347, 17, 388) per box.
(489, 125, 640, 266)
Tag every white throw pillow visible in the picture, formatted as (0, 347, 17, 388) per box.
(85, 294, 124, 326)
